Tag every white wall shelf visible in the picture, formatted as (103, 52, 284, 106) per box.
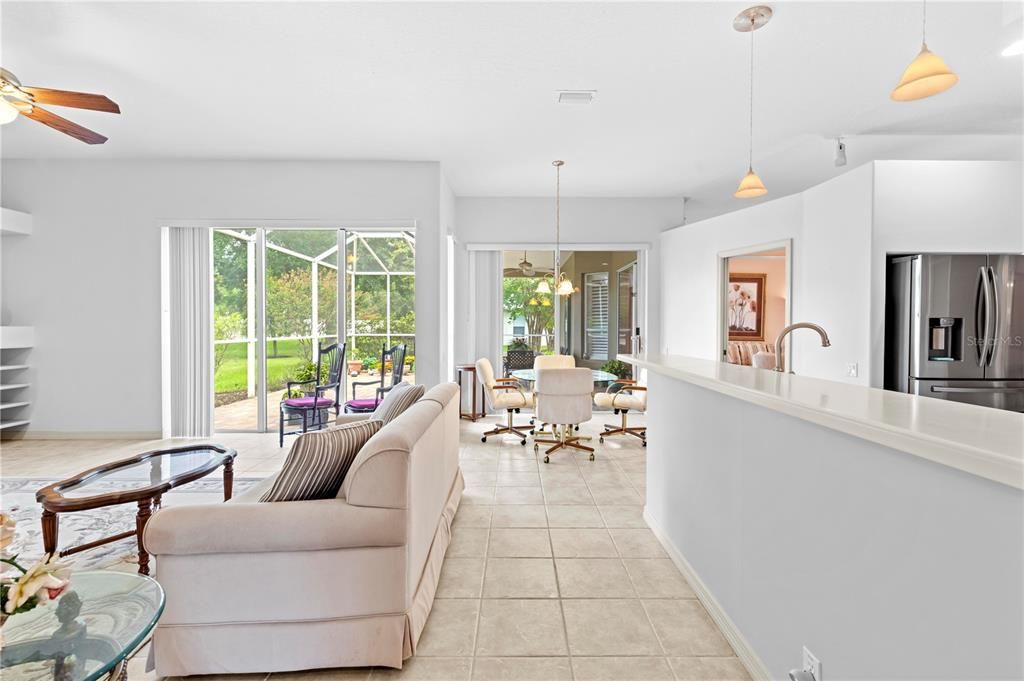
(0, 401, 31, 410)
(0, 384, 29, 391)
(0, 365, 29, 371)
(0, 327, 35, 349)
(0, 207, 33, 236)
(0, 420, 30, 430)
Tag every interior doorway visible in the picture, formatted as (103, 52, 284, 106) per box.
(718, 240, 792, 370)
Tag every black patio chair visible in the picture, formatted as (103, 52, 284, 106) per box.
(503, 349, 536, 377)
(279, 342, 345, 447)
(344, 343, 408, 413)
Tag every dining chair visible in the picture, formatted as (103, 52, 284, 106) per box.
(594, 379, 647, 446)
(476, 357, 534, 445)
(533, 367, 594, 463)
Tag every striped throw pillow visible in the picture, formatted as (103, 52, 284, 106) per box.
(260, 419, 382, 502)
(371, 382, 425, 424)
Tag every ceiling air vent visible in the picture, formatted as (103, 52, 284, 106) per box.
(556, 90, 596, 105)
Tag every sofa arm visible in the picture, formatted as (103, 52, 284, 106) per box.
(335, 413, 371, 426)
(143, 498, 405, 556)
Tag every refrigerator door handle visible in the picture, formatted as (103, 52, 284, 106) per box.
(931, 385, 1024, 394)
(975, 266, 988, 367)
(986, 266, 999, 368)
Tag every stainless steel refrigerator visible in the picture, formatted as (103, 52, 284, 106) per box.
(885, 254, 1024, 412)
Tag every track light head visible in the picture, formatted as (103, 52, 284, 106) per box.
(834, 138, 847, 167)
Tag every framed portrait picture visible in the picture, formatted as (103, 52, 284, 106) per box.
(727, 273, 766, 341)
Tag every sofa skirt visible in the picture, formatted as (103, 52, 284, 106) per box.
(151, 468, 465, 676)
(403, 468, 465, 660)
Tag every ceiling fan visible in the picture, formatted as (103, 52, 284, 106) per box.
(0, 68, 120, 144)
(503, 251, 554, 278)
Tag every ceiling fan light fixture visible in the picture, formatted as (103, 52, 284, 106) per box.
(0, 98, 19, 125)
(890, 44, 958, 101)
(734, 168, 768, 199)
(556, 276, 575, 296)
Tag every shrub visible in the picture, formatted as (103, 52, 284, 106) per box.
(510, 337, 530, 350)
(601, 359, 632, 379)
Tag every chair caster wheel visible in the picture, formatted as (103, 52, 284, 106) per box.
(521, 439, 527, 446)
(515, 408, 521, 413)
(642, 441, 647, 447)
(481, 437, 487, 443)
(589, 453, 595, 461)
(530, 430, 535, 435)
(575, 425, 580, 431)
(543, 455, 550, 463)
(599, 437, 604, 443)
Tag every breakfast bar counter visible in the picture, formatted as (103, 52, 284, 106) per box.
(619, 353, 1023, 490)
(618, 352, 1023, 681)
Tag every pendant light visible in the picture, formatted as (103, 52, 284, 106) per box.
(551, 160, 575, 296)
(891, 0, 958, 101)
(535, 278, 551, 294)
(734, 6, 771, 199)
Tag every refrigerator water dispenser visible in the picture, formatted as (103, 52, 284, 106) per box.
(928, 317, 962, 361)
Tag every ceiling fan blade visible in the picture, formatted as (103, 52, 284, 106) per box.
(21, 86, 120, 113)
(18, 104, 108, 144)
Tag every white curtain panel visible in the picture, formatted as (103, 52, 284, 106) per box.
(468, 250, 502, 412)
(168, 228, 213, 437)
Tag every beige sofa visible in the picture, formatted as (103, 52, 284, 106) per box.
(144, 383, 463, 676)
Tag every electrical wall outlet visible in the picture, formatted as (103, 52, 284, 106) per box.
(846, 362, 859, 378)
(803, 646, 822, 681)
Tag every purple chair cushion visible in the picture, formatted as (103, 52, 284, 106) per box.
(283, 396, 334, 409)
(345, 398, 379, 410)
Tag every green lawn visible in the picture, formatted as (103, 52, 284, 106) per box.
(215, 339, 308, 394)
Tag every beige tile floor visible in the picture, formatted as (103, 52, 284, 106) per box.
(1, 413, 750, 681)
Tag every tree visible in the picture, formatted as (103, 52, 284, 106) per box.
(503, 277, 554, 352)
(265, 269, 313, 359)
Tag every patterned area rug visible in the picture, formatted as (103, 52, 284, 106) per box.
(2, 477, 261, 570)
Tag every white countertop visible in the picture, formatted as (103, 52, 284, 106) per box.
(620, 353, 1024, 491)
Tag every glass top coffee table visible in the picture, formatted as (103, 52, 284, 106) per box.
(1, 571, 164, 681)
(35, 444, 236, 575)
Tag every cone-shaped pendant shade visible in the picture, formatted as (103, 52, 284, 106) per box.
(734, 168, 767, 199)
(891, 44, 958, 101)
(535, 279, 551, 294)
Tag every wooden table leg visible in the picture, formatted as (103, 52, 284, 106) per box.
(224, 460, 234, 501)
(136, 499, 153, 576)
(41, 510, 59, 557)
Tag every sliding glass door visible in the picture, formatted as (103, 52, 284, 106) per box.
(211, 228, 415, 433)
(263, 230, 340, 432)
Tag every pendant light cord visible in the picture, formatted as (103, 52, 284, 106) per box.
(921, 0, 927, 45)
(748, 22, 755, 170)
(554, 162, 561, 284)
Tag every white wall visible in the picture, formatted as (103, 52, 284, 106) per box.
(660, 193, 803, 360)
(0, 159, 444, 435)
(660, 160, 1023, 386)
(646, 373, 1023, 681)
(453, 197, 683, 366)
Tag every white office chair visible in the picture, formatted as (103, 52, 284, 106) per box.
(533, 367, 594, 463)
(594, 379, 647, 447)
(476, 357, 534, 445)
(532, 354, 575, 431)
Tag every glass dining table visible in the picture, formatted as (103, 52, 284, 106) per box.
(509, 368, 619, 384)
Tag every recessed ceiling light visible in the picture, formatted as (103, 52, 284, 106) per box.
(1003, 39, 1024, 57)
(556, 90, 596, 105)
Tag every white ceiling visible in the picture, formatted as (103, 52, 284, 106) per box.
(1, 1, 1021, 215)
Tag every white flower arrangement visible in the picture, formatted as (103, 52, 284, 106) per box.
(0, 511, 72, 624)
